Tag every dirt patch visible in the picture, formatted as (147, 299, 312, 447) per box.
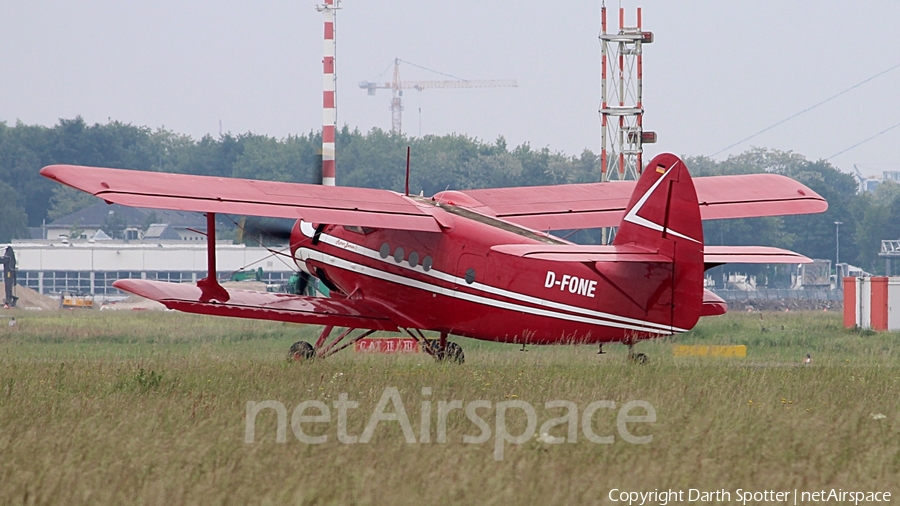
(8, 286, 58, 311)
(221, 281, 268, 292)
(102, 296, 166, 311)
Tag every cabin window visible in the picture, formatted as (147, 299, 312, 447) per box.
(422, 256, 433, 272)
(393, 247, 405, 263)
(379, 243, 390, 259)
(408, 251, 419, 268)
(343, 226, 376, 235)
(465, 268, 476, 284)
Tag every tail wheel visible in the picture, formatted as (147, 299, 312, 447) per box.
(629, 352, 648, 365)
(430, 340, 465, 364)
(289, 341, 316, 361)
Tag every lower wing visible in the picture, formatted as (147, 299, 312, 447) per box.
(113, 279, 398, 331)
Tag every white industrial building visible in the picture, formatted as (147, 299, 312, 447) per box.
(5, 240, 297, 298)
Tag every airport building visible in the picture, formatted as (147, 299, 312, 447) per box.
(6, 202, 299, 299)
(5, 240, 297, 299)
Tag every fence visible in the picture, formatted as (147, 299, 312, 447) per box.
(712, 288, 842, 301)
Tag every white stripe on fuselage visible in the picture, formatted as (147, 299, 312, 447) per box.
(296, 221, 685, 334)
(298, 247, 672, 335)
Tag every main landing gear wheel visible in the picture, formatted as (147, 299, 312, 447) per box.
(289, 341, 316, 361)
(289, 327, 378, 362)
(429, 340, 465, 364)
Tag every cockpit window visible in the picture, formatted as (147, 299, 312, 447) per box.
(343, 226, 376, 235)
(439, 204, 564, 245)
(408, 195, 564, 245)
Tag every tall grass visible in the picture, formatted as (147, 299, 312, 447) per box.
(0, 311, 898, 505)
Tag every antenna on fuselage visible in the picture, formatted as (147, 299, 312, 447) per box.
(434, 184, 451, 206)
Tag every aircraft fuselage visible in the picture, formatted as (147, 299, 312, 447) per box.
(291, 198, 681, 345)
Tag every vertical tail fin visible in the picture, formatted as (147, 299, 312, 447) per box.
(613, 153, 704, 331)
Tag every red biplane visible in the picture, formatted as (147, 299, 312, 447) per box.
(40, 153, 826, 363)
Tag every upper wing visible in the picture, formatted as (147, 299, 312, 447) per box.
(40, 165, 440, 232)
(113, 279, 399, 330)
(439, 173, 827, 231)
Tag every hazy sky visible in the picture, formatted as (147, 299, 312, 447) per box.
(2, 1, 899, 177)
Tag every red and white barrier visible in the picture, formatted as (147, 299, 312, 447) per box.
(843, 277, 900, 331)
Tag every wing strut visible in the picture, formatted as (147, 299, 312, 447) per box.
(196, 212, 230, 303)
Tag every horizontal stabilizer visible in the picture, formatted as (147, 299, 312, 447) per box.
(40, 165, 441, 233)
(491, 244, 811, 265)
(112, 279, 398, 331)
(701, 289, 728, 317)
(703, 246, 812, 265)
(490, 244, 672, 263)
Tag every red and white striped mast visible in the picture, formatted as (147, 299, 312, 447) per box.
(599, 3, 655, 182)
(317, 0, 339, 186)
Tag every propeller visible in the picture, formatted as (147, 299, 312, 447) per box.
(295, 271, 314, 295)
(235, 217, 295, 244)
(234, 217, 324, 296)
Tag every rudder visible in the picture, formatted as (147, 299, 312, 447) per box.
(612, 153, 704, 332)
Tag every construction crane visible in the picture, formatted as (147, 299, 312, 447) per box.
(853, 164, 882, 193)
(359, 58, 518, 134)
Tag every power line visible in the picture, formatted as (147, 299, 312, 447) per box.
(372, 61, 395, 82)
(398, 59, 468, 82)
(711, 62, 900, 157)
(826, 121, 900, 160)
(371, 59, 468, 83)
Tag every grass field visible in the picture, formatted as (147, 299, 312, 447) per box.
(1, 309, 899, 505)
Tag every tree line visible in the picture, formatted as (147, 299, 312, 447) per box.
(1, 117, 897, 273)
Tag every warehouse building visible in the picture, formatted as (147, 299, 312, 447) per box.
(5, 240, 297, 299)
(34, 202, 210, 242)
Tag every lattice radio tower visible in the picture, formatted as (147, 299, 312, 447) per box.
(599, 4, 655, 181)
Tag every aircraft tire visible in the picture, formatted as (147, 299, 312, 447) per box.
(289, 341, 316, 361)
(431, 341, 465, 364)
(445, 342, 465, 364)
